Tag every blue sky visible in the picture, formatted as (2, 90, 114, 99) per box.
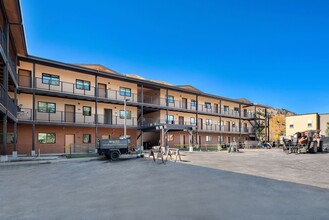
(21, 0, 329, 114)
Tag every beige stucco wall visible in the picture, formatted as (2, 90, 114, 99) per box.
(18, 61, 138, 96)
(285, 114, 318, 136)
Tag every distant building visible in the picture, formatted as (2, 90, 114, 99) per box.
(285, 113, 320, 137)
(319, 114, 329, 137)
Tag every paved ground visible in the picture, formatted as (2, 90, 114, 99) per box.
(1, 152, 329, 220)
(183, 148, 329, 189)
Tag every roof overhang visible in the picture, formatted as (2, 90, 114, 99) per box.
(3, 0, 27, 56)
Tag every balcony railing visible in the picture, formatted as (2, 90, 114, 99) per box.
(0, 84, 17, 117)
(18, 75, 137, 102)
(0, 28, 7, 56)
(17, 108, 137, 126)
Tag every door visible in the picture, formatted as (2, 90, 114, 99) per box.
(226, 121, 230, 131)
(179, 116, 184, 125)
(214, 104, 218, 113)
(104, 109, 113, 124)
(65, 104, 75, 122)
(182, 98, 187, 109)
(18, 69, 32, 88)
(65, 134, 75, 153)
(180, 134, 186, 148)
(98, 83, 107, 98)
(198, 135, 202, 147)
(198, 118, 203, 130)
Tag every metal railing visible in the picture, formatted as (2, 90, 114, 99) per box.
(142, 117, 253, 134)
(0, 28, 7, 55)
(18, 75, 138, 102)
(17, 108, 137, 126)
(0, 84, 17, 117)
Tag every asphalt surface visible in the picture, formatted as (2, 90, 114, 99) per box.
(184, 149, 329, 189)
(1, 156, 329, 220)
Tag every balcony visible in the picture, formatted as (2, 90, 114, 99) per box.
(198, 105, 219, 114)
(0, 84, 17, 117)
(17, 108, 137, 126)
(18, 75, 138, 102)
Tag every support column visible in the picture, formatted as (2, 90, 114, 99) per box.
(219, 99, 222, 145)
(195, 95, 199, 147)
(239, 103, 242, 142)
(95, 74, 98, 150)
(31, 63, 36, 155)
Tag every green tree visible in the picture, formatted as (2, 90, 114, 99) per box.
(326, 122, 329, 136)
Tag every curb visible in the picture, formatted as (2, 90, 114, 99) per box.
(0, 157, 100, 167)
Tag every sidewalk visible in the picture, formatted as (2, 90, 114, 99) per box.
(0, 155, 99, 167)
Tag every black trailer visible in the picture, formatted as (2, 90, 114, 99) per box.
(97, 138, 142, 160)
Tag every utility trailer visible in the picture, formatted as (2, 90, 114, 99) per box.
(97, 138, 143, 160)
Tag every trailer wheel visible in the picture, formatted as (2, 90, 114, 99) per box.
(110, 151, 120, 161)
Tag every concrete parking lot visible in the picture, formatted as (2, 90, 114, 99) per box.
(0, 150, 329, 220)
(184, 148, 329, 189)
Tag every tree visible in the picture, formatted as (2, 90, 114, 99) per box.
(326, 122, 329, 136)
(269, 114, 286, 141)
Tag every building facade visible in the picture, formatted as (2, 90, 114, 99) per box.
(319, 114, 329, 137)
(1, 0, 270, 155)
(285, 113, 320, 137)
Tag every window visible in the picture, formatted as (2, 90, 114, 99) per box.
(83, 106, 91, 116)
(166, 95, 174, 103)
(218, 136, 224, 143)
(233, 137, 236, 142)
(38, 101, 56, 113)
(190, 117, 195, 125)
(42, 73, 60, 86)
(83, 134, 91, 143)
(76, 79, 90, 90)
(224, 106, 229, 112)
(206, 136, 212, 142)
(289, 122, 294, 129)
(119, 87, 131, 97)
(38, 133, 56, 144)
(234, 107, 239, 115)
(191, 100, 196, 107)
(120, 110, 132, 119)
(307, 120, 312, 128)
(206, 119, 212, 125)
(0, 133, 15, 144)
(205, 102, 211, 109)
(167, 115, 174, 124)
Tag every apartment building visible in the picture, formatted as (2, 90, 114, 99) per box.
(1, 0, 270, 156)
(0, 0, 27, 157)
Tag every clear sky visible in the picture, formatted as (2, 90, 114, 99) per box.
(20, 0, 329, 114)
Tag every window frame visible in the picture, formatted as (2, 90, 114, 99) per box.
(83, 134, 91, 143)
(191, 100, 196, 107)
(38, 133, 56, 144)
(120, 110, 132, 119)
(224, 105, 230, 112)
(206, 135, 212, 142)
(119, 87, 131, 97)
(42, 73, 60, 86)
(204, 102, 211, 109)
(206, 119, 212, 125)
(76, 79, 91, 91)
(166, 95, 174, 104)
(38, 101, 56, 113)
(83, 106, 92, 116)
(190, 117, 195, 125)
